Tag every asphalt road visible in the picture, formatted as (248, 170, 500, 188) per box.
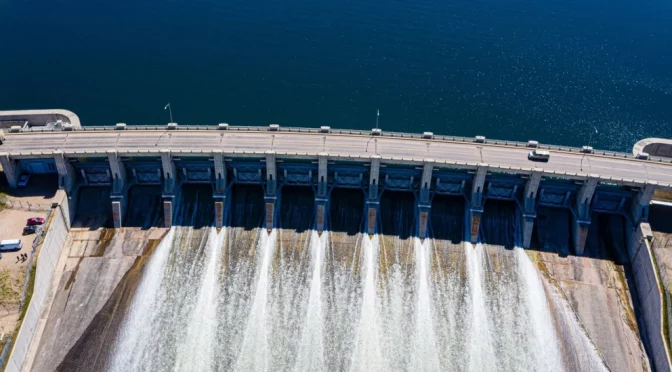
(2, 130, 672, 187)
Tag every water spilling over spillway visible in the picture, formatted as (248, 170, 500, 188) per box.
(100, 188, 617, 372)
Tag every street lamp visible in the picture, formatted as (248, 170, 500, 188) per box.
(165, 103, 174, 123)
(588, 126, 597, 148)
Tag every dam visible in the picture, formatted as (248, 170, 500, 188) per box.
(1, 112, 671, 371)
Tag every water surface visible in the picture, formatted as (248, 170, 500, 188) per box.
(1, 0, 671, 150)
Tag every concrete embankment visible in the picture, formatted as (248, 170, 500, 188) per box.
(4, 192, 70, 372)
(646, 205, 672, 371)
(627, 216, 672, 372)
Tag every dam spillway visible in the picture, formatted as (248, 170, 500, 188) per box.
(56, 184, 633, 372)
(2, 122, 664, 372)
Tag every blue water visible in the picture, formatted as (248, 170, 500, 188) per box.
(1, 0, 671, 151)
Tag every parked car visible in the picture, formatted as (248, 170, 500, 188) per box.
(23, 225, 39, 235)
(0, 239, 23, 252)
(528, 150, 550, 162)
(26, 217, 45, 225)
(17, 173, 30, 187)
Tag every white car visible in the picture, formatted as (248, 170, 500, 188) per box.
(17, 174, 30, 187)
(528, 150, 550, 162)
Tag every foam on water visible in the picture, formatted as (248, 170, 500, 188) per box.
(465, 243, 497, 371)
(409, 238, 441, 372)
(174, 228, 225, 372)
(293, 231, 327, 371)
(108, 228, 175, 372)
(234, 229, 277, 372)
(109, 203, 611, 372)
(349, 235, 387, 372)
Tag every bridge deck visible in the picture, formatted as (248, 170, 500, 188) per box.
(2, 130, 672, 188)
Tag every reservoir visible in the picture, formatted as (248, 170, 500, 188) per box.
(1, 0, 671, 150)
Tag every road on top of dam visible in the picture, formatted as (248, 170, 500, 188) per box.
(2, 130, 672, 187)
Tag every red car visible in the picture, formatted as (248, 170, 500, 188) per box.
(26, 217, 45, 226)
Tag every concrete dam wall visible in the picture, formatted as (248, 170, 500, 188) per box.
(2, 116, 668, 371)
(16, 182, 656, 372)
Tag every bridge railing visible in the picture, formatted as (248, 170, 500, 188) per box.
(14, 124, 672, 164)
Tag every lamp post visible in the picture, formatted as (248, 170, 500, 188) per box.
(581, 126, 598, 171)
(165, 103, 174, 123)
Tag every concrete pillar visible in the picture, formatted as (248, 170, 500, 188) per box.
(316, 153, 329, 234)
(522, 170, 542, 248)
(112, 200, 123, 229)
(53, 150, 75, 192)
(160, 150, 178, 228)
(572, 219, 590, 256)
(265, 151, 277, 196)
(573, 175, 598, 255)
(212, 150, 227, 229)
(316, 199, 327, 234)
(469, 164, 488, 243)
(317, 152, 328, 197)
(631, 181, 657, 223)
(368, 155, 381, 200)
(160, 149, 177, 193)
(214, 200, 224, 229)
(366, 202, 379, 235)
(107, 150, 127, 229)
(163, 200, 173, 228)
(264, 151, 277, 231)
(366, 155, 382, 235)
(107, 150, 126, 193)
(417, 159, 434, 239)
(0, 152, 18, 188)
(213, 150, 227, 194)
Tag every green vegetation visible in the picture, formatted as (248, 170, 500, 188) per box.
(0, 268, 21, 304)
(0, 263, 37, 372)
(0, 190, 7, 212)
(0, 267, 22, 372)
(18, 262, 37, 323)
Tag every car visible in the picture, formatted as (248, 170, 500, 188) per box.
(637, 152, 650, 160)
(17, 173, 30, 187)
(23, 225, 39, 235)
(0, 239, 22, 252)
(26, 217, 45, 225)
(528, 150, 550, 162)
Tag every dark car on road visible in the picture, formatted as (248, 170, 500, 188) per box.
(26, 217, 45, 225)
(23, 225, 39, 235)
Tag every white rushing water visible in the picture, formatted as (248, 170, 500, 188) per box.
(234, 229, 277, 372)
(409, 238, 441, 372)
(109, 208, 610, 372)
(350, 235, 387, 372)
(465, 242, 497, 371)
(174, 228, 225, 372)
(293, 231, 327, 371)
(108, 228, 176, 372)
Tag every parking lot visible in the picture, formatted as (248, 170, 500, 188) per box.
(0, 206, 48, 337)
